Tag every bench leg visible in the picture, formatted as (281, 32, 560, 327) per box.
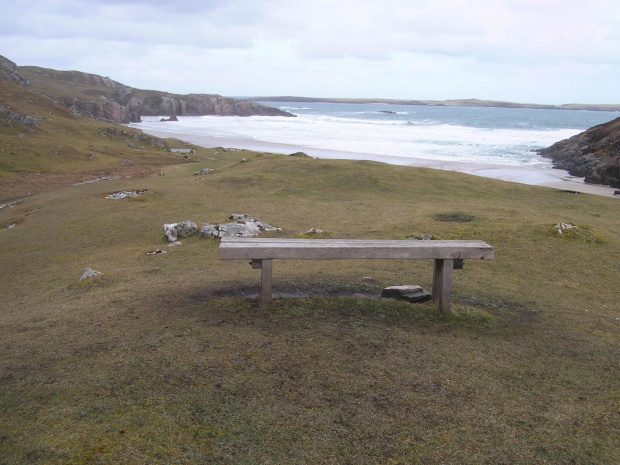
(432, 259, 454, 314)
(260, 259, 273, 303)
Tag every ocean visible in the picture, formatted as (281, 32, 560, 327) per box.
(129, 102, 620, 193)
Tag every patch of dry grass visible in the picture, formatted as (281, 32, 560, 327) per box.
(1, 150, 619, 464)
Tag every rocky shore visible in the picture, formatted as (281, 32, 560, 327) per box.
(536, 117, 620, 188)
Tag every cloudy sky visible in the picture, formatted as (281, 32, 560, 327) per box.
(3, 0, 619, 104)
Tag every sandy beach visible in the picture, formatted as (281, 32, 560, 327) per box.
(143, 129, 619, 198)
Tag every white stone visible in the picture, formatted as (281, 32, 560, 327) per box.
(79, 268, 102, 281)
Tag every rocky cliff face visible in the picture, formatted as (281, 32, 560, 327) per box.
(138, 93, 293, 118)
(0, 55, 32, 90)
(536, 117, 620, 188)
(16, 63, 294, 123)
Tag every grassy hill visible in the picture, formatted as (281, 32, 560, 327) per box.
(0, 78, 197, 198)
(1, 129, 619, 463)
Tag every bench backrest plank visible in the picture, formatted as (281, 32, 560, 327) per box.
(219, 238, 494, 260)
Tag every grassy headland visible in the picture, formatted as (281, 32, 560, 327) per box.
(1, 128, 619, 464)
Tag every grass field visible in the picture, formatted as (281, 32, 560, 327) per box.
(1, 142, 619, 464)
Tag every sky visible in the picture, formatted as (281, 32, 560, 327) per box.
(2, 0, 620, 104)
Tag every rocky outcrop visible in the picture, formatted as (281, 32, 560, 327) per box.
(139, 94, 293, 118)
(0, 106, 39, 128)
(536, 117, 620, 187)
(199, 214, 280, 239)
(0, 55, 32, 90)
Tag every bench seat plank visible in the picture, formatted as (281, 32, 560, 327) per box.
(220, 238, 494, 261)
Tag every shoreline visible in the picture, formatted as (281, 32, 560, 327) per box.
(142, 129, 618, 198)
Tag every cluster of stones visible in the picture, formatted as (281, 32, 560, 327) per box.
(105, 189, 147, 199)
(554, 223, 579, 234)
(163, 214, 280, 242)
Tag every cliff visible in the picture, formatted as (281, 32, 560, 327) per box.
(536, 117, 620, 187)
(12, 60, 293, 123)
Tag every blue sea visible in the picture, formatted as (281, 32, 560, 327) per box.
(131, 101, 620, 170)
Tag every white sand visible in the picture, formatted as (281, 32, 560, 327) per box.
(145, 129, 619, 198)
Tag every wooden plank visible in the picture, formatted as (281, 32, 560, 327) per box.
(432, 259, 442, 301)
(220, 238, 494, 260)
(261, 259, 273, 303)
(432, 259, 454, 314)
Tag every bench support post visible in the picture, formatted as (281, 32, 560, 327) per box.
(432, 259, 454, 314)
(260, 259, 273, 303)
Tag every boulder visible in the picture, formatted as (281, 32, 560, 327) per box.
(194, 168, 213, 175)
(381, 285, 432, 303)
(163, 220, 198, 242)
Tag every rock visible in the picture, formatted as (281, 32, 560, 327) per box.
(150, 137, 166, 148)
(554, 223, 578, 234)
(104, 189, 147, 199)
(72, 176, 120, 186)
(298, 227, 323, 236)
(0, 55, 32, 90)
(160, 115, 179, 122)
(0, 106, 39, 128)
(144, 249, 167, 255)
(125, 139, 137, 149)
(199, 214, 280, 239)
(163, 220, 198, 242)
(381, 285, 432, 303)
(194, 168, 213, 175)
(536, 116, 620, 187)
(199, 223, 220, 239)
(79, 268, 102, 281)
(217, 221, 263, 237)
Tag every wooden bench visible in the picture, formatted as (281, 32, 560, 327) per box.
(219, 238, 494, 314)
